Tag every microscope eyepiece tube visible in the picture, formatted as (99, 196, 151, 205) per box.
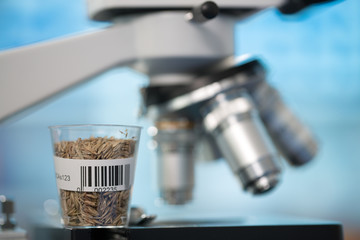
(201, 89, 281, 194)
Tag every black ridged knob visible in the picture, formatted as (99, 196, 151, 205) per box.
(1, 198, 16, 230)
(186, 1, 219, 23)
(2, 200, 14, 214)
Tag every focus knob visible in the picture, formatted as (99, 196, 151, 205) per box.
(1, 198, 16, 230)
(185, 1, 219, 23)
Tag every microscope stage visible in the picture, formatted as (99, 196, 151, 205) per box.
(35, 216, 343, 240)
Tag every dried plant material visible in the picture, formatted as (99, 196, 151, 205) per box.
(54, 136, 136, 227)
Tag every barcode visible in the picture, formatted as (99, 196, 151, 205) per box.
(79, 164, 130, 191)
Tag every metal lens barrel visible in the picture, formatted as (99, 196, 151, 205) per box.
(250, 81, 317, 166)
(201, 89, 281, 194)
(154, 119, 195, 204)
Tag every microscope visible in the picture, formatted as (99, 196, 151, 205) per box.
(0, 0, 343, 239)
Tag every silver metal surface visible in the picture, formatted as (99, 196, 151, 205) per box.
(143, 56, 316, 197)
(160, 189, 194, 206)
(0, 11, 236, 122)
(237, 156, 280, 194)
(0, 24, 136, 123)
(129, 207, 157, 226)
(154, 119, 195, 205)
(146, 55, 263, 120)
(251, 81, 318, 166)
(87, 0, 285, 21)
(201, 89, 281, 193)
(126, 12, 235, 79)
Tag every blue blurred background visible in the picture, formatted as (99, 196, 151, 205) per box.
(1, 0, 360, 239)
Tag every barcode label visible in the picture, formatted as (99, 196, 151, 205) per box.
(79, 165, 130, 191)
(54, 157, 135, 192)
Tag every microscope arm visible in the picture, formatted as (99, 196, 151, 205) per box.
(0, 0, 337, 123)
(0, 11, 238, 123)
(0, 23, 136, 122)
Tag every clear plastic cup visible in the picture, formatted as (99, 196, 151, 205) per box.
(49, 124, 141, 228)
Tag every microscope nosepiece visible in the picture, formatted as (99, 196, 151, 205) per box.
(201, 89, 281, 194)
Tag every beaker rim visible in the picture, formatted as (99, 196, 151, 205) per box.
(48, 124, 142, 130)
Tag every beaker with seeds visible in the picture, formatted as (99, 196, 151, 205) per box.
(49, 124, 141, 228)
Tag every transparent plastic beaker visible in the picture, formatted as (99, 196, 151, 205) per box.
(49, 124, 141, 228)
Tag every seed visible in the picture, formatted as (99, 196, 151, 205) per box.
(54, 136, 136, 227)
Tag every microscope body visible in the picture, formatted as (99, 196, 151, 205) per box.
(0, 1, 344, 239)
(0, 0, 330, 206)
(87, 0, 320, 205)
